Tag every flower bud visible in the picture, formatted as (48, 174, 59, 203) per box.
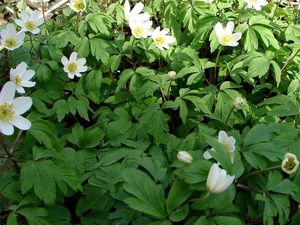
(168, 71, 176, 79)
(281, 153, 299, 174)
(206, 163, 235, 194)
(234, 96, 247, 109)
(177, 151, 193, 164)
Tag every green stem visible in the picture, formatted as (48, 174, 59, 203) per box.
(236, 183, 265, 193)
(224, 106, 234, 131)
(0, 135, 20, 172)
(29, 35, 37, 54)
(160, 87, 167, 102)
(280, 48, 300, 73)
(214, 48, 222, 84)
(239, 165, 281, 182)
(41, 1, 50, 33)
(237, 4, 246, 24)
(158, 49, 163, 71)
(271, 0, 281, 21)
(76, 12, 80, 33)
(166, 80, 173, 99)
(130, 37, 135, 60)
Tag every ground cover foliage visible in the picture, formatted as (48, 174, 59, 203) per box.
(0, 0, 300, 224)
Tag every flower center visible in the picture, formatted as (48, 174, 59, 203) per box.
(284, 157, 296, 171)
(223, 143, 231, 152)
(249, 0, 257, 4)
(134, 27, 143, 37)
(68, 62, 78, 73)
(15, 75, 22, 87)
(0, 103, 14, 122)
(155, 36, 165, 46)
(25, 21, 37, 30)
(4, 38, 17, 48)
(221, 35, 233, 44)
(73, 0, 86, 11)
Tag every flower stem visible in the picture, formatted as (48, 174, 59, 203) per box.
(41, 1, 50, 33)
(29, 35, 37, 54)
(239, 165, 281, 182)
(280, 48, 300, 73)
(130, 37, 135, 60)
(214, 48, 222, 84)
(0, 135, 20, 172)
(224, 105, 235, 131)
(76, 12, 80, 33)
(166, 80, 173, 99)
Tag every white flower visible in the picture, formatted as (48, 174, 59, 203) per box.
(215, 21, 242, 47)
(244, 0, 268, 11)
(206, 163, 235, 194)
(168, 71, 176, 79)
(124, 0, 150, 23)
(234, 96, 247, 109)
(68, 0, 87, 12)
(10, 62, 36, 94)
(203, 131, 236, 163)
(281, 153, 299, 174)
(15, 10, 44, 34)
(0, 24, 25, 50)
(129, 17, 152, 39)
(151, 27, 176, 50)
(61, 52, 88, 79)
(196, 0, 214, 3)
(0, 82, 32, 135)
(177, 151, 193, 164)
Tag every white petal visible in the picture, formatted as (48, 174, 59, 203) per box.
(30, 28, 40, 34)
(218, 130, 228, 144)
(61, 56, 68, 66)
(22, 81, 36, 88)
(225, 21, 234, 34)
(68, 73, 75, 79)
(22, 70, 35, 80)
(77, 66, 87, 73)
(15, 19, 24, 28)
(12, 97, 32, 115)
(10, 115, 31, 130)
(16, 62, 28, 75)
(215, 22, 224, 39)
(206, 163, 219, 192)
(77, 58, 86, 66)
(232, 32, 242, 42)
(0, 82, 15, 104)
(124, 0, 130, 19)
(74, 72, 82, 77)
(203, 150, 213, 160)
(16, 86, 25, 94)
(131, 2, 144, 17)
(70, 52, 78, 61)
(0, 121, 14, 135)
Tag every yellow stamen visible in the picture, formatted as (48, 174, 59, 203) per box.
(73, 0, 86, 11)
(25, 21, 36, 31)
(221, 35, 233, 44)
(0, 103, 14, 122)
(284, 157, 296, 171)
(134, 27, 143, 37)
(4, 38, 17, 48)
(68, 62, 78, 73)
(155, 36, 165, 46)
(15, 75, 22, 87)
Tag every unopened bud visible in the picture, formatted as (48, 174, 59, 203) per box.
(168, 71, 176, 79)
(177, 151, 193, 164)
(234, 96, 247, 109)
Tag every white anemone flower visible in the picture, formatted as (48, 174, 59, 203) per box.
(68, 0, 87, 12)
(151, 27, 176, 50)
(206, 163, 235, 194)
(129, 17, 152, 39)
(177, 151, 193, 164)
(244, 0, 268, 11)
(10, 62, 36, 94)
(15, 10, 44, 34)
(281, 153, 299, 174)
(0, 24, 25, 50)
(61, 52, 87, 79)
(215, 21, 242, 47)
(124, 0, 150, 23)
(0, 82, 32, 135)
(203, 130, 236, 163)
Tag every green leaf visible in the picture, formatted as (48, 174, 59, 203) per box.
(18, 207, 50, 225)
(169, 204, 189, 222)
(7, 213, 19, 225)
(212, 216, 243, 225)
(123, 168, 166, 219)
(266, 172, 298, 195)
(20, 161, 56, 205)
(248, 55, 270, 78)
(166, 179, 192, 213)
(270, 60, 281, 87)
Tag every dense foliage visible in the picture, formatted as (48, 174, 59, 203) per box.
(1, 0, 300, 224)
